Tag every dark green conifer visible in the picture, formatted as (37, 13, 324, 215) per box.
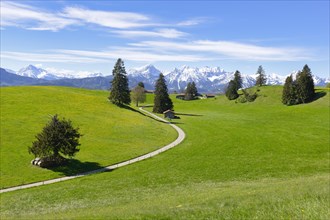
(282, 75, 297, 105)
(108, 59, 131, 106)
(225, 80, 239, 100)
(255, 65, 267, 86)
(185, 81, 198, 100)
(153, 73, 173, 113)
(233, 70, 243, 90)
(296, 64, 315, 103)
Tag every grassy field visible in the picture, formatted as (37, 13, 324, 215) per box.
(1, 86, 329, 219)
(0, 86, 177, 188)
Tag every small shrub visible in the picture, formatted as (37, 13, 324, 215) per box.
(236, 89, 258, 103)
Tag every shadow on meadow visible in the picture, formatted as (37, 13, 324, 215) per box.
(312, 90, 327, 102)
(47, 159, 105, 176)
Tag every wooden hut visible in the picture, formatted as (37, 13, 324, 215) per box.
(163, 109, 175, 119)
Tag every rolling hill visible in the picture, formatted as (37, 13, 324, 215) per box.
(0, 86, 329, 219)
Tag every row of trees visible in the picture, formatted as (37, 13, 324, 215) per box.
(282, 65, 315, 105)
(108, 59, 173, 113)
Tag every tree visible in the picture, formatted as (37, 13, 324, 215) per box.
(233, 70, 242, 90)
(131, 85, 146, 107)
(109, 58, 131, 106)
(281, 65, 315, 106)
(225, 80, 239, 100)
(28, 115, 81, 166)
(255, 65, 267, 86)
(185, 81, 198, 100)
(153, 73, 173, 113)
(138, 82, 145, 88)
(282, 75, 298, 105)
(296, 64, 315, 103)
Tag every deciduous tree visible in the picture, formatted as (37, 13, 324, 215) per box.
(131, 85, 146, 107)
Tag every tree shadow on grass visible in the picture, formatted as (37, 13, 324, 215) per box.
(312, 90, 327, 102)
(46, 159, 106, 176)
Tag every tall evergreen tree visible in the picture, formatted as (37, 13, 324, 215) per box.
(108, 59, 131, 106)
(185, 81, 198, 100)
(255, 65, 267, 86)
(282, 75, 297, 105)
(296, 64, 315, 103)
(225, 80, 239, 100)
(153, 73, 173, 113)
(233, 70, 243, 90)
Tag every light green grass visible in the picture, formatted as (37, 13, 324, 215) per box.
(0, 86, 177, 188)
(1, 86, 329, 219)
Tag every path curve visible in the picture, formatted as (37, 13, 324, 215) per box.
(0, 107, 185, 194)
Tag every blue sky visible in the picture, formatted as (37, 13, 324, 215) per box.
(1, 0, 329, 77)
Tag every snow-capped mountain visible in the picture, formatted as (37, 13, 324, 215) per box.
(3, 64, 328, 92)
(127, 64, 161, 88)
(17, 65, 57, 80)
(15, 65, 103, 80)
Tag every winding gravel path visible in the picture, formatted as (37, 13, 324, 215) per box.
(0, 107, 185, 194)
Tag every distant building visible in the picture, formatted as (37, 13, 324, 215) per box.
(176, 94, 185, 100)
(163, 109, 175, 119)
(206, 94, 215, 98)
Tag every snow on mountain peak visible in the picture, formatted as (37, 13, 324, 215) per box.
(15, 65, 103, 80)
(6, 64, 328, 92)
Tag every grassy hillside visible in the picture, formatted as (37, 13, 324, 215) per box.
(0, 86, 177, 188)
(1, 86, 329, 219)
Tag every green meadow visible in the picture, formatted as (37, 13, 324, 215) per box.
(0, 86, 176, 188)
(1, 86, 329, 219)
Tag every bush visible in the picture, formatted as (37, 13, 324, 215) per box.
(236, 89, 258, 103)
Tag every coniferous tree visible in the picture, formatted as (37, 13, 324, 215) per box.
(185, 81, 198, 100)
(28, 115, 81, 167)
(233, 70, 243, 90)
(225, 80, 239, 100)
(282, 75, 297, 105)
(109, 58, 131, 106)
(296, 64, 315, 103)
(255, 65, 267, 86)
(153, 73, 173, 113)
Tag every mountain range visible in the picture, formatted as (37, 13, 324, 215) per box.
(1, 64, 328, 93)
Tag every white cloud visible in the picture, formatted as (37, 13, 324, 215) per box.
(0, 2, 156, 31)
(177, 18, 206, 26)
(112, 28, 187, 39)
(0, 2, 78, 31)
(61, 6, 152, 29)
(1, 38, 313, 64)
(130, 40, 312, 61)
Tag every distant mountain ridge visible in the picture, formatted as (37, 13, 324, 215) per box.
(1, 64, 329, 92)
